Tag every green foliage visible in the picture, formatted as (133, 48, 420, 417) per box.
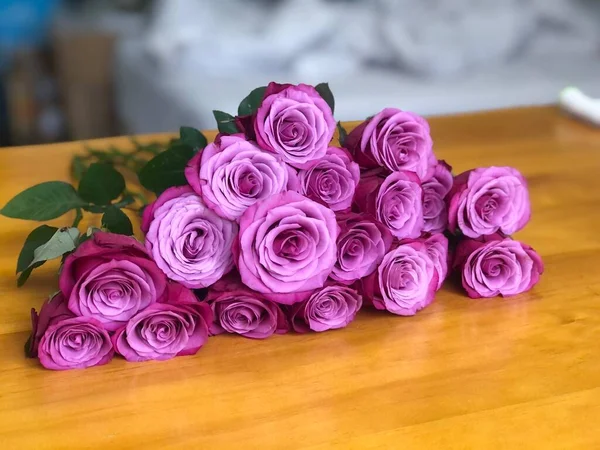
(138, 144, 195, 195)
(337, 122, 348, 147)
(315, 82, 335, 114)
(102, 206, 134, 236)
(238, 86, 266, 116)
(213, 110, 240, 134)
(78, 163, 126, 205)
(179, 126, 208, 151)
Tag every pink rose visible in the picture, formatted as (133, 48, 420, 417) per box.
(60, 232, 167, 331)
(453, 234, 543, 298)
(330, 212, 393, 284)
(253, 82, 336, 168)
(403, 233, 449, 290)
(448, 166, 531, 238)
(184, 134, 299, 221)
(345, 108, 434, 180)
(422, 160, 453, 233)
(27, 293, 74, 358)
(235, 191, 339, 304)
(354, 170, 424, 239)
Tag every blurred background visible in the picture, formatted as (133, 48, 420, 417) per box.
(1, 0, 599, 147)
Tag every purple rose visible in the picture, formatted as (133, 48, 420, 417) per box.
(422, 160, 453, 233)
(330, 212, 393, 284)
(253, 82, 336, 168)
(448, 166, 531, 238)
(354, 170, 424, 239)
(345, 108, 435, 180)
(288, 284, 362, 333)
(453, 234, 544, 298)
(112, 300, 212, 362)
(207, 276, 288, 339)
(60, 232, 167, 331)
(27, 293, 75, 358)
(403, 233, 449, 290)
(184, 134, 299, 221)
(235, 191, 339, 304)
(144, 186, 238, 289)
(38, 316, 113, 370)
(298, 146, 360, 212)
(360, 240, 438, 316)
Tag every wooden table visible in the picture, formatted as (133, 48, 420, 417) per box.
(1, 106, 599, 449)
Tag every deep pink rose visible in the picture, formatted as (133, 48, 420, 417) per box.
(160, 281, 200, 304)
(27, 293, 75, 358)
(254, 82, 336, 168)
(235, 191, 339, 304)
(38, 316, 113, 370)
(298, 146, 360, 212)
(403, 233, 449, 290)
(288, 283, 362, 333)
(330, 212, 393, 284)
(422, 160, 453, 233)
(112, 301, 212, 362)
(448, 166, 531, 238)
(354, 170, 424, 239)
(345, 108, 434, 180)
(144, 186, 238, 289)
(453, 234, 544, 298)
(184, 134, 299, 221)
(60, 232, 167, 331)
(360, 240, 438, 316)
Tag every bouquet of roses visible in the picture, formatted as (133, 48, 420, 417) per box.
(0, 82, 543, 370)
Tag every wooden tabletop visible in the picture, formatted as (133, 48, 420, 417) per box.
(1, 106, 599, 449)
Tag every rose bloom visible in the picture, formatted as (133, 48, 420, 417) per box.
(330, 212, 393, 284)
(235, 191, 338, 304)
(422, 160, 453, 233)
(288, 284, 362, 333)
(59, 232, 167, 331)
(453, 234, 543, 298)
(403, 233, 449, 290)
(354, 170, 424, 239)
(253, 82, 336, 168)
(360, 240, 438, 316)
(345, 108, 435, 180)
(448, 166, 531, 238)
(185, 134, 299, 221)
(27, 293, 75, 358)
(143, 186, 238, 289)
(298, 146, 360, 212)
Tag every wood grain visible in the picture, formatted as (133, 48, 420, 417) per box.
(1, 106, 599, 449)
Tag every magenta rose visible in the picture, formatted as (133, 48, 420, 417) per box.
(448, 166, 531, 238)
(184, 134, 299, 221)
(354, 170, 424, 239)
(112, 300, 212, 362)
(345, 108, 434, 180)
(422, 160, 453, 233)
(235, 191, 339, 304)
(403, 233, 449, 290)
(360, 240, 438, 316)
(288, 284, 362, 333)
(298, 146, 360, 212)
(38, 316, 113, 370)
(60, 232, 167, 331)
(330, 212, 393, 284)
(27, 293, 75, 358)
(253, 82, 336, 168)
(143, 186, 238, 289)
(453, 234, 543, 298)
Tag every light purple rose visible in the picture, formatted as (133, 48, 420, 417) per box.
(422, 160, 453, 233)
(345, 108, 435, 180)
(112, 300, 212, 362)
(60, 232, 167, 331)
(27, 293, 74, 358)
(330, 212, 393, 284)
(184, 134, 299, 221)
(298, 146, 360, 212)
(253, 82, 336, 168)
(38, 316, 113, 370)
(144, 186, 238, 289)
(360, 240, 438, 316)
(448, 166, 531, 238)
(403, 233, 449, 290)
(453, 233, 544, 298)
(234, 191, 339, 304)
(354, 170, 424, 239)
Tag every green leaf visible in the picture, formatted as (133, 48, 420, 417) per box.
(337, 121, 348, 147)
(0, 182, 86, 221)
(101, 206, 133, 236)
(138, 144, 195, 195)
(78, 163, 126, 205)
(213, 110, 240, 134)
(180, 127, 208, 151)
(17, 264, 42, 287)
(315, 82, 335, 114)
(28, 227, 80, 269)
(72, 208, 83, 228)
(16, 225, 59, 274)
(71, 155, 87, 181)
(237, 86, 266, 116)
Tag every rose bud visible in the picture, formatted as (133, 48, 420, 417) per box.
(27, 293, 75, 358)
(422, 160, 453, 233)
